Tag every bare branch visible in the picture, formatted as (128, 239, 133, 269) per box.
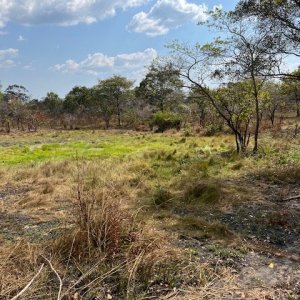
(10, 264, 45, 300)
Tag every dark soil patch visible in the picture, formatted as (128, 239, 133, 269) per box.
(176, 178, 300, 255)
(207, 202, 300, 253)
(0, 184, 30, 201)
(176, 235, 300, 299)
(171, 177, 300, 298)
(0, 211, 61, 242)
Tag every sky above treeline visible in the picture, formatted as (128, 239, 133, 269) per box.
(0, 0, 250, 99)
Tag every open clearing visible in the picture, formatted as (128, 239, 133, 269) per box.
(0, 130, 299, 299)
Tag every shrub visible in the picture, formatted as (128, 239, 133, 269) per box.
(149, 112, 181, 133)
(256, 164, 300, 184)
(204, 123, 223, 136)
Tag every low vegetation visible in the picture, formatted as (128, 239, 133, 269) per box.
(0, 1, 299, 299)
(0, 129, 299, 299)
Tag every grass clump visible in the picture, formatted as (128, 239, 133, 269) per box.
(207, 244, 246, 259)
(183, 181, 222, 205)
(152, 185, 173, 207)
(256, 163, 300, 183)
(42, 181, 54, 194)
(173, 216, 233, 240)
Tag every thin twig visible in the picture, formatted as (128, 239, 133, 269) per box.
(10, 263, 45, 300)
(63, 230, 79, 281)
(127, 251, 145, 299)
(61, 258, 106, 297)
(42, 256, 63, 300)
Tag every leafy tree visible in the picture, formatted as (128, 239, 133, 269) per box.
(98, 76, 133, 127)
(90, 85, 115, 129)
(0, 101, 10, 132)
(2, 85, 31, 130)
(262, 81, 285, 125)
(235, 0, 299, 49)
(42, 92, 63, 115)
(188, 86, 211, 127)
(0, 84, 9, 132)
(282, 67, 300, 116)
(0, 83, 3, 102)
(216, 82, 256, 152)
(63, 86, 90, 114)
(234, 0, 300, 79)
(4, 84, 30, 102)
(137, 61, 183, 112)
(169, 10, 281, 152)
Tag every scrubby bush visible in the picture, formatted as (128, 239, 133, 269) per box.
(149, 112, 181, 133)
(204, 123, 223, 136)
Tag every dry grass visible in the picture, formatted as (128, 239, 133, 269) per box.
(1, 158, 217, 299)
(0, 129, 299, 299)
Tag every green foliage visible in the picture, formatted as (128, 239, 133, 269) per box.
(137, 61, 183, 112)
(281, 67, 300, 116)
(207, 244, 246, 259)
(205, 123, 222, 136)
(42, 92, 63, 115)
(0, 84, 3, 103)
(63, 86, 90, 114)
(234, 0, 300, 58)
(150, 111, 181, 133)
(97, 75, 133, 126)
(4, 84, 30, 102)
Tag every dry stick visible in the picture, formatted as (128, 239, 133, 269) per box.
(61, 258, 106, 297)
(62, 230, 79, 281)
(282, 195, 300, 202)
(42, 256, 63, 300)
(126, 251, 145, 299)
(10, 263, 45, 300)
(80, 260, 129, 296)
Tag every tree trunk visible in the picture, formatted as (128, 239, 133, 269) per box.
(116, 96, 121, 127)
(5, 120, 10, 133)
(160, 98, 164, 112)
(295, 95, 300, 117)
(104, 117, 110, 129)
(253, 97, 260, 153)
(251, 71, 260, 154)
(235, 133, 240, 153)
(270, 108, 275, 125)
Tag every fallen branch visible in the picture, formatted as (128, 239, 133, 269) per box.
(42, 256, 63, 300)
(10, 263, 45, 300)
(281, 195, 300, 202)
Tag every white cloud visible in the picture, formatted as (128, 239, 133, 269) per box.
(0, 48, 18, 59)
(52, 48, 158, 80)
(128, 0, 209, 36)
(0, 48, 19, 68)
(18, 35, 26, 41)
(0, 0, 148, 28)
(23, 64, 34, 71)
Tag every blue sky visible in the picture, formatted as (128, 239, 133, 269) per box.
(0, 0, 238, 99)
